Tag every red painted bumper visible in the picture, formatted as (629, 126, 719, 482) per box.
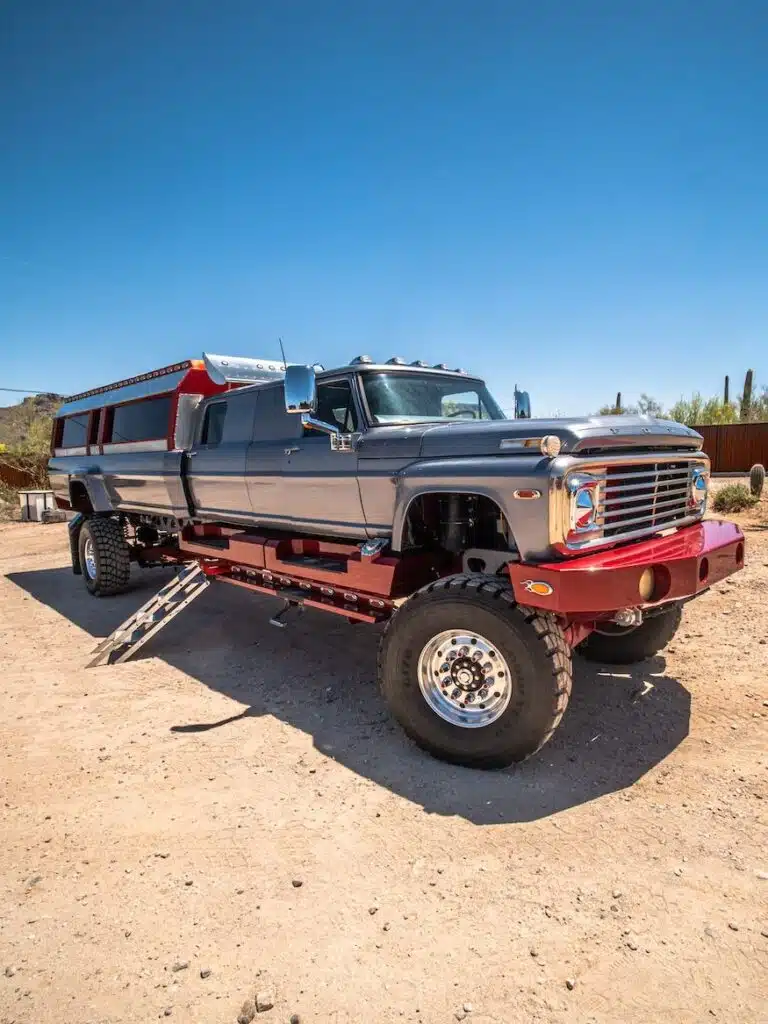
(507, 520, 745, 615)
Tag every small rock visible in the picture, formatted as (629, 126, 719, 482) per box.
(200, 968, 212, 979)
(171, 961, 189, 972)
(566, 979, 576, 991)
(255, 990, 275, 1012)
(627, 941, 639, 951)
(154, 852, 170, 859)
(612, 889, 622, 899)
(291, 879, 303, 888)
(26, 874, 43, 887)
(4, 966, 17, 978)
(463, 1002, 473, 1013)
(368, 906, 379, 915)
(728, 922, 739, 932)
(163, 1010, 172, 1018)
(529, 948, 538, 958)
(290, 1016, 301, 1024)
(382, 922, 391, 932)
(757, 872, 768, 881)
(124, 930, 132, 938)
(238, 999, 256, 1024)
(184, 879, 193, 887)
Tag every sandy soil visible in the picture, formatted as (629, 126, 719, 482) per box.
(1, 508, 766, 1024)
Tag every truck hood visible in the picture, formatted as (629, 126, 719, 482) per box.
(355, 416, 698, 460)
(417, 416, 702, 458)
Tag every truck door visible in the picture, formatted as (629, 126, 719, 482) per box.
(186, 393, 253, 522)
(281, 377, 367, 538)
(246, 378, 367, 539)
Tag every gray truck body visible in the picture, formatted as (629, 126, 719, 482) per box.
(49, 362, 706, 562)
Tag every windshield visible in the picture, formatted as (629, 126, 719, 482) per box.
(362, 372, 506, 424)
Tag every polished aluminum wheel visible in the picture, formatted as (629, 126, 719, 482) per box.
(417, 629, 513, 729)
(83, 537, 97, 580)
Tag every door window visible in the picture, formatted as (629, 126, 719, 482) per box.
(307, 380, 358, 435)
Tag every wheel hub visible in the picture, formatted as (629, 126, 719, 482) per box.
(417, 630, 513, 729)
(83, 537, 97, 580)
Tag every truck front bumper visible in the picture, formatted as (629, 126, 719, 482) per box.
(507, 519, 745, 616)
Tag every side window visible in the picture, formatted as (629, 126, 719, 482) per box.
(60, 414, 90, 448)
(307, 380, 358, 435)
(200, 402, 227, 446)
(108, 394, 172, 443)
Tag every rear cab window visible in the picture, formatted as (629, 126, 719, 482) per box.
(200, 402, 227, 446)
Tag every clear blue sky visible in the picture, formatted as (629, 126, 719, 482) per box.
(1, 1, 766, 416)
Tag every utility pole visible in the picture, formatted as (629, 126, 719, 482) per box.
(615, 391, 622, 414)
(723, 375, 729, 404)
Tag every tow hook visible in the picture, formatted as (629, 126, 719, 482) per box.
(612, 607, 643, 628)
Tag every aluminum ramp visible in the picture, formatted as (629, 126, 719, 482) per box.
(87, 563, 210, 668)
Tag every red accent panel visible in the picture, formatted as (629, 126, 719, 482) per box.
(218, 575, 382, 623)
(508, 520, 745, 613)
(179, 527, 445, 599)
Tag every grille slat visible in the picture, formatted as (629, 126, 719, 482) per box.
(599, 485, 689, 509)
(603, 474, 689, 494)
(600, 466, 694, 483)
(598, 504, 691, 531)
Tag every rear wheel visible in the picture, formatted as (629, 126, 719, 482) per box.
(78, 517, 131, 597)
(378, 575, 572, 769)
(577, 603, 683, 665)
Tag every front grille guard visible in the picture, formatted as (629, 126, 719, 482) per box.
(548, 452, 710, 555)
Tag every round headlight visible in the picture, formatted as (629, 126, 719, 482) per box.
(540, 435, 562, 457)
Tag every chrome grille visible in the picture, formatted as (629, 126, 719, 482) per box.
(599, 460, 693, 538)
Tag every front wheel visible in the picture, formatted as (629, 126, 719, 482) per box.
(577, 603, 683, 665)
(78, 517, 131, 596)
(378, 576, 572, 769)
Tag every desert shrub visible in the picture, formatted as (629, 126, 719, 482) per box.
(712, 484, 759, 514)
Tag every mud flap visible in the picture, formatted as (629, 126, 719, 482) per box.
(68, 512, 84, 575)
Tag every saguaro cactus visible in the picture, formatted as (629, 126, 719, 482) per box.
(741, 369, 754, 421)
(750, 463, 765, 499)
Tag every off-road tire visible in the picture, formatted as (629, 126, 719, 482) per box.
(577, 602, 683, 665)
(378, 575, 572, 769)
(78, 517, 131, 597)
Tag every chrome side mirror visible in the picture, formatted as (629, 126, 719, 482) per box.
(284, 364, 352, 448)
(284, 365, 317, 414)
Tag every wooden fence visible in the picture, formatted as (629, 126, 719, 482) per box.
(695, 422, 768, 473)
(0, 456, 49, 491)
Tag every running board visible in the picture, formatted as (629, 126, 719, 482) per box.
(87, 563, 210, 667)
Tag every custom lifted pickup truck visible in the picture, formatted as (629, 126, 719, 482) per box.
(49, 353, 745, 768)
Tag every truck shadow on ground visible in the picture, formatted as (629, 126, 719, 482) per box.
(7, 566, 691, 825)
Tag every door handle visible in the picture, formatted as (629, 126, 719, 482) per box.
(284, 446, 299, 455)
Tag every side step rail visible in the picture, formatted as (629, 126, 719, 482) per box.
(87, 562, 210, 668)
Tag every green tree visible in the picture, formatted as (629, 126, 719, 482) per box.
(668, 393, 738, 426)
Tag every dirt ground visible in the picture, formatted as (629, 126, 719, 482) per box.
(1, 506, 766, 1024)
